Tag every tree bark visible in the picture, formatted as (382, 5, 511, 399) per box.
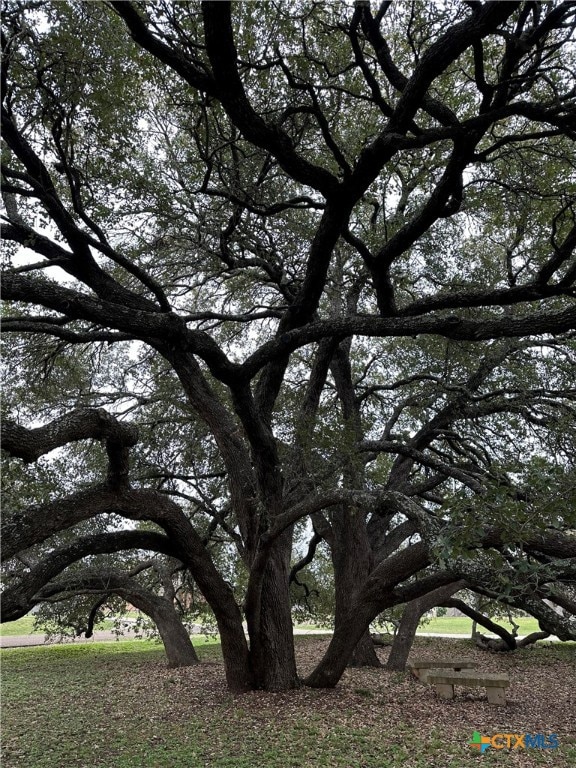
(246, 532, 299, 690)
(332, 507, 380, 668)
(386, 582, 464, 671)
(0, 530, 177, 622)
(385, 602, 422, 672)
(305, 545, 447, 687)
(442, 598, 517, 650)
(36, 572, 200, 667)
(350, 629, 381, 667)
(330, 340, 380, 669)
(150, 600, 200, 668)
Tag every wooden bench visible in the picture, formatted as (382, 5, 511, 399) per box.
(408, 659, 476, 681)
(426, 670, 510, 705)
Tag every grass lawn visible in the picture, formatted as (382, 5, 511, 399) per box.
(1, 636, 574, 768)
(300, 616, 545, 637)
(0, 615, 193, 638)
(0, 615, 121, 637)
(1, 614, 545, 639)
(417, 615, 543, 636)
(0, 616, 41, 636)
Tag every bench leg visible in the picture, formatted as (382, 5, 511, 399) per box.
(486, 686, 506, 706)
(435, 683, 454, 700)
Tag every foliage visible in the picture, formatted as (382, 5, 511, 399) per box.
(2, 0, 576, 690)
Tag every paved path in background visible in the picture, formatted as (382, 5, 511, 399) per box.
(0, 627, 329, 648)
(1, 629, 559, 649)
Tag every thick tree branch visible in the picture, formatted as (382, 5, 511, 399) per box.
(242, 303, 576, 376)
(1, 408, 138, 463)
(1, 530, 176, 622)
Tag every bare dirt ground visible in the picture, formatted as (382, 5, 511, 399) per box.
(266, 637, 575, 748)
(89, 635, 573, 765)
(112, 637, 574, 751)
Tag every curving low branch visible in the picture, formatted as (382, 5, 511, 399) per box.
(449, 554, 576, 641)
(441, 597, 518, 649)
(35, 569, 200, 667)
(0, 530, 177, 622)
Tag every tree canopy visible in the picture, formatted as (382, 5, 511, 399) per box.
(2, 0, 575, 691)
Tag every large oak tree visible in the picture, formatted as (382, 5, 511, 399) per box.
(2, 0, 575, 691)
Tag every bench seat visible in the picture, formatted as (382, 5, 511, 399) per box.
(408, 659, 476, 680)
(426, 670, 510, 705)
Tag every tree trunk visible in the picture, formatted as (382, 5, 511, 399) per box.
(35, 573, 201, 669)
(216, 614, 255, 691)
(350, 628, 381, 667)
(386, 601, 422, 671)
(332, 506, 380, 668)
(305, 604, 376, 687)
(246, 532, 299, 691)
(305, 557, 454, 688)
(150, 600, 200, 667)
(105, 584, 201, 668)
(386, 582, 464, 671)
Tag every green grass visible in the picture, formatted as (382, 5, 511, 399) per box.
(0, 615, 223, 639)
(1, 614, 545, 640)
(299, 616, 545, 637)
(294, 622, 330, 630)
(0, 616, 42, 636)
(0, 615, 121, 637)
(417, 615, 542, 636)
(2, 638, 574, 768)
